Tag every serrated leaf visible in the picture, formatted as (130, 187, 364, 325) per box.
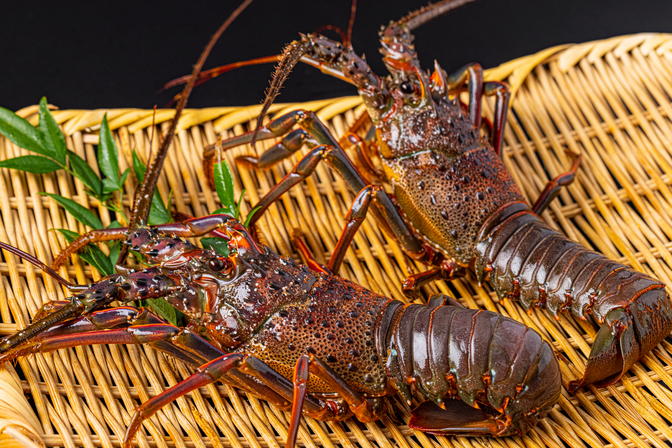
(38, 98, 67, 164)
(67, 150, 102, 197)
(0, 155, 62, 173)
(213, 158, 235, 215)
(0, 106, 47, 156)
(98, 114, 119, 188)
(147, 298, 182, 326)
(42, 193, 103, 230)
(201, 237, 230, 257)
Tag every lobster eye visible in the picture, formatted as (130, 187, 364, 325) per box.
(209, 258, 225, 271)
(399, 81, 415, 94)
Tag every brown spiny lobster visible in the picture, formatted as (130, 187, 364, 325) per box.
(201, 0, 672, 392)
(0, 0, 561, 446)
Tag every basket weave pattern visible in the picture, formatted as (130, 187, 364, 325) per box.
(2, 33, 672, 448)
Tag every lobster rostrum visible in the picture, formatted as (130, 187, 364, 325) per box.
(0, 2, 563, 446)
(202, 0, 672, 392)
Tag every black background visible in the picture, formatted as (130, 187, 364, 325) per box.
(3, 0, 672, 110)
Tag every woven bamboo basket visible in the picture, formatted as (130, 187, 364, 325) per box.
(2, 32, 672, 448)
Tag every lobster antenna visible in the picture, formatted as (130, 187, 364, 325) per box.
(400, 0, 478, 30)
(162, 55, 280, 107)
(346, 0, 357, 47)
(0, 242, 86, 292)
(129, 0, 255, 230)
(250, 41, 309, 148)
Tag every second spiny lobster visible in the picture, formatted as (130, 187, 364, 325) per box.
(0, 0, 561, 446)
(200, 0, 672, 392)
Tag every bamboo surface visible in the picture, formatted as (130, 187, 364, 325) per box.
(2, 32, 672, 448)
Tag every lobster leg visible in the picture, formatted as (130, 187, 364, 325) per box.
(484, 81, 510, 157)
(290, 228, 332, 274)
(236, 128, 309, 170)
(409, 400, 509, 436)
(123, 353, 338, 448)
(447, 63, 484, 128)
(328, 185, 376, 273)
(290, 185, 375, 274)
(401, 263, 465, 299)
(445, 65, 510, 157)
(286, 354, 386, 448)
(532, 153, 582, 215)
(207, 109, 427, 261)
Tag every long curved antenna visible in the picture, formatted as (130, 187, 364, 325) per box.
(250, 41, 309, 148)
(0, 242, 86, 292)
(346, 0, 357, 47)
(400, 0, 477, 30)
(129, 0, 255, 230)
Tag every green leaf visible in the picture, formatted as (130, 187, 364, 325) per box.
(148, 195, 170, 226)
(132, 150, 171, 225)
(41, 193, 103, 230)
(213, 158, 235, 215)
(201, 237, 230, 257)
(211, 207, 227, 215)
(67, 151, 102, 197)
(0, 106, 47, 156)
(38, 98, 67, 165)
(146, 298, 183, 326)
(119, 168, 130, 188)
(80, 244, 114, 276)
(98, 114, 120, 188)
(108, 241, 121, 267)
(102, 178, 119, 195)
(107, 220, 123, 229)
(243, 206, 262, 229)
(0, 155, 62, 173)
(132, 149, 147, 181)
(234, 189, 246, 220)
(54, 228, 79, 243)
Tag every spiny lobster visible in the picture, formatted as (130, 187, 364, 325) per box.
(201, 0, 672, 392)
(0, 0, 562, 446)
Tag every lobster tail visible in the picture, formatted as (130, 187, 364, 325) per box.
(475, 204, 672, 390)
(386, 296, 561, 436)
(568, 287, 672, 392)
